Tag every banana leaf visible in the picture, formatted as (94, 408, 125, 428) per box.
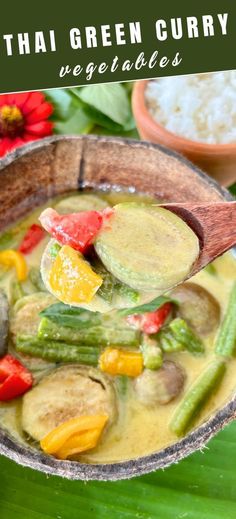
(1, 420, 236, 518)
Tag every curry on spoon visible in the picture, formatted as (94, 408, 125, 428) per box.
(39, 200, 236, 311)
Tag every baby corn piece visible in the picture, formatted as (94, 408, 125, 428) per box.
(100, 347, 143, 377)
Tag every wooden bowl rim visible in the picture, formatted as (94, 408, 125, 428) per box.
(0, 134, 231, 200)
(0, 134, 234, 481)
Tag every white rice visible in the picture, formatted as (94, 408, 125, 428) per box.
(145, 71, 236, 144)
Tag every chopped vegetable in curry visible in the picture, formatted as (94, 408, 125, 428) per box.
(0, 190, 235, 464)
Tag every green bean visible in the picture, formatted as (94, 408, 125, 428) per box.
(88, 254, 116, 303)
(115, 282, 140, 304)
(215, 282, 236, 357)
(141, 334, 163, 369)
(155, 318, 204, 355)
(169, 318, 204, 355)
(91, 255, 139, 304)
(38, 317, 140, 347)
(16, 335, 100, 365)
(158, 330, 184, 353)
(98, 268, 116, 303)
(170, 359, 226, 437)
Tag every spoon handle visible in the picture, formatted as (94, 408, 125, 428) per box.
(162, 201, 236, 271)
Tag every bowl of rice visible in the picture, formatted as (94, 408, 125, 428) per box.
(132, 72, 236, 186)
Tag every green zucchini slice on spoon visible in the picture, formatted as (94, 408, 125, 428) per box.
(95, 203, 199, 291)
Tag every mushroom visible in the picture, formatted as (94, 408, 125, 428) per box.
(171, 282, 220, 335)
(21, 365, 117, 441)
(10, 292, 56, 371)
(133, 361, 186, 406)
(10, 292, 56, 339)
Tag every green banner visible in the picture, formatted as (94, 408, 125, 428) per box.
(0, 0, 235, 93)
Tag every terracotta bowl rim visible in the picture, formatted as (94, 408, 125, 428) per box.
(0, 134, 234, 481)
(132, 80, 236, 154)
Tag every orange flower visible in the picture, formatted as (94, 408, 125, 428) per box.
(0, 92, 54, 157)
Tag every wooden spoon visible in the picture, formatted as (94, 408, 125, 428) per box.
(161, 201, 236, 276)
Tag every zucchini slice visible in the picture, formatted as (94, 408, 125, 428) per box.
(95, 203, 199, 291)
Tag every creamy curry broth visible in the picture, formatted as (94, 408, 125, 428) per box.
(0, 191, 235, 463)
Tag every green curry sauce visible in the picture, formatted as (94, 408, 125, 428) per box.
(0, 191, 235, 464)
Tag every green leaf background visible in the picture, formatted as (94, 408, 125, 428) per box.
(0, 82, 235, 517)
(1, 421, 236, 518)
(44, 83, 136, 137)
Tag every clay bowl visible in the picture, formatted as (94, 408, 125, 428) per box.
(0, 135, 235, 481)
(132, 80, 236, 187)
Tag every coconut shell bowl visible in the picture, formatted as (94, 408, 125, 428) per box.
(0, 135, 235, 481)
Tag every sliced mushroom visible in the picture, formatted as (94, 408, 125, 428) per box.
(10, 292, 56, 370)
(133, 361, 185, 406)
(10, 292, 56, 339)
(21, 365, 117, 441)
(171, 282, 220, 335)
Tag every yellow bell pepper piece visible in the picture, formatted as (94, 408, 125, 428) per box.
(99, 347, 143, 377)
(48, 245, 102, 304)
(56, 428, 102, 460)
(0, 249, 27, 281)
(40, 415, 108, 460)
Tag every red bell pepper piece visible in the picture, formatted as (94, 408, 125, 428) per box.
(127, 302, 172, 335)
(39, 208, 104, 253)
(19, 224, 45, 254)
(0, 354, 33, 401)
